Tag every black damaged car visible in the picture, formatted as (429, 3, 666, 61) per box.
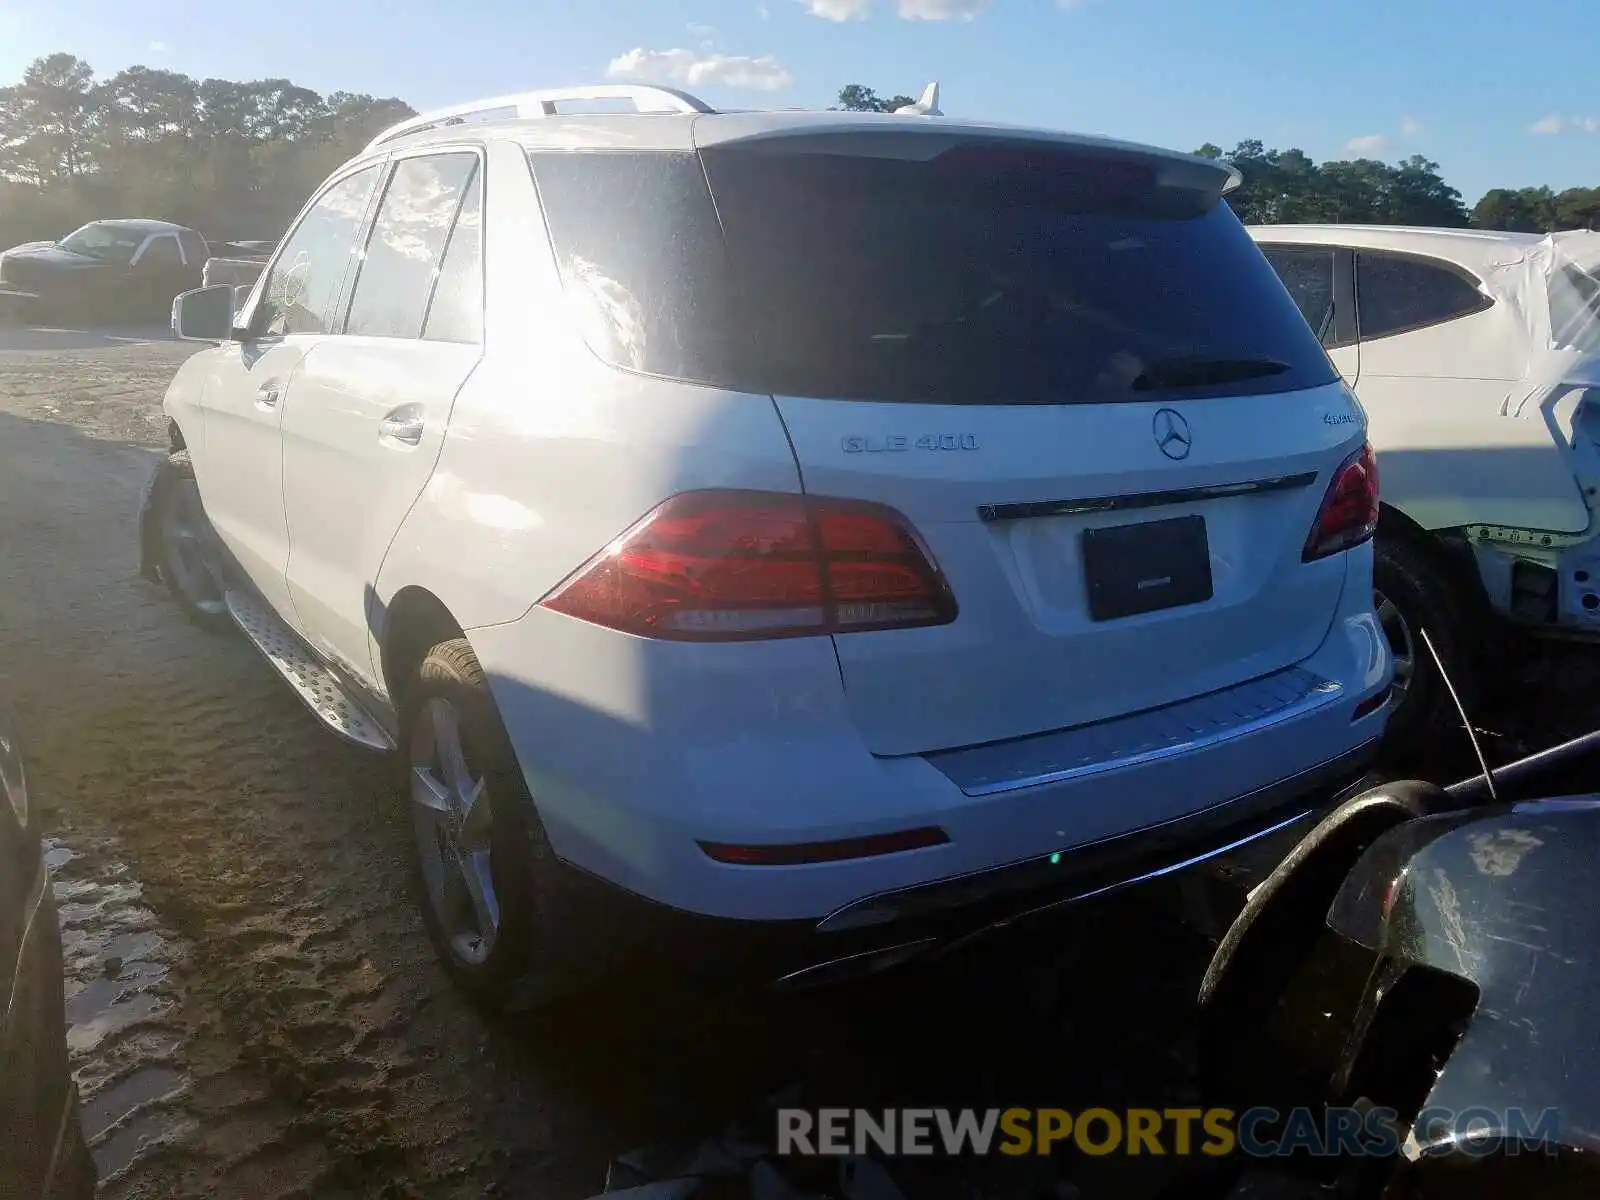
(0, 701, 96, 1198)
(0, 219, 207, 324)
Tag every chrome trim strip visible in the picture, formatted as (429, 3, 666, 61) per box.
(818, 742, 1377, 935)
(926, 668, 1344, 798)
(977, 471, 1318, 522)
(771, 937, 939, 991)
(928, 809, 1319, 960)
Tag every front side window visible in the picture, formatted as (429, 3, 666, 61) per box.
(530, 145, 1337, 404)
(1261, 247, 1336, 344)
(59, 222, 146, 262)
(345, 152, 480, 340)
(1356, 251, 1489, 341)
(256, 164, 382, 337)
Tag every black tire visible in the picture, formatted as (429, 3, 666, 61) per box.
(399, 638, 577, 1006)
(147, 450, 233, 634)
(1372, 534, 1478, 762)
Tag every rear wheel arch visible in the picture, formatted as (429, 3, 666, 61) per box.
(167, 419, 187, 453)
(379, 586, 469, 706)
(1376, 503, 1492, 624)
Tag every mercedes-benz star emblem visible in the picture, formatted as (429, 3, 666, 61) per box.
(1152, 408, 1192, 461)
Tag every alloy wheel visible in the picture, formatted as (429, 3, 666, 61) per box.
(409, 696, 499, 966)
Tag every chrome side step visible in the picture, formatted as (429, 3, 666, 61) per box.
(225, 590, 395, 752)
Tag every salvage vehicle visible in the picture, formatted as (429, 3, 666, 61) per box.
(139, 82, 1392, 1002)
(1252, 225, 1600, 749)
(201, 239, 275, 289)
(0, 219, 208, 324)
(0, 701, 97, 1197)
(1194, 700, 1600, 1199)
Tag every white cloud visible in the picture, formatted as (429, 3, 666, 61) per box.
(898, 0, 989, 17)
(1399, 115, 1422, 137)
(148, 39, 169, 53)
(800, 0, 990, 17)
(802, 0, 871, 17)
(1344, 134, 1390, 156)
(1530, 114, 1600, 135)
(607, 47, 793, 91)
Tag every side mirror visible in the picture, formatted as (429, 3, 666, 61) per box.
(172, 284, 237, 342)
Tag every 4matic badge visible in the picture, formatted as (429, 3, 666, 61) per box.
(842, 434, 981, 453)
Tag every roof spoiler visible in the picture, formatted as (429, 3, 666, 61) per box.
(893, 83, 943, 117)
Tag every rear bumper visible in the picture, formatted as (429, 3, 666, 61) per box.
(471, 541, 1390, 923)
(542, 740, 1379, 988)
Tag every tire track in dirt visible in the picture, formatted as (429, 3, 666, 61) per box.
(0, 337, 617, 1199)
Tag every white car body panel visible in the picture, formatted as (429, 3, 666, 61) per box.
(185, 340, 312, 618)
(772, 386, 1365, 755)
(1253, 224, 1600, 535)
(158, 104, 1392, 925)
(281, 337, 481, 687)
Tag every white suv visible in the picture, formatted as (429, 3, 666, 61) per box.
(1252, 224, 1600, 744)
(139, 83, 1392, 999)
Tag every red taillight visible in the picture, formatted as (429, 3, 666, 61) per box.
(538, 490, 958, 641)
(1303, 442, 1380, 562)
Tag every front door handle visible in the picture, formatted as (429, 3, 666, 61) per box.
(255, 382, 280, 410)
(379, 410, 425, 446)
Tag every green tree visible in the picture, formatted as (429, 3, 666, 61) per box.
(835, 84, 917, 112)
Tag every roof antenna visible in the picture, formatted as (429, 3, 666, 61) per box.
(1421, 627, 1497, 804)
(893, 82, 942, 117)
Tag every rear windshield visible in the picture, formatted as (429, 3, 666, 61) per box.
(528, 144, 1337, 404)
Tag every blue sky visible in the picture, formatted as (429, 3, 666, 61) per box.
(2, 0, 1597, 203)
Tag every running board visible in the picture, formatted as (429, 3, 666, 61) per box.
(225, 590, 396, 752)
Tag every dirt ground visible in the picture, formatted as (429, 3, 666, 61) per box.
(2, 326, 1598, 1200)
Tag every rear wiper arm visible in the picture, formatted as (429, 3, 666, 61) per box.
(1131, 357, 1291, 391)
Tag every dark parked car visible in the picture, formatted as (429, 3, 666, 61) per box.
(1191, 727, 1600, 1198)
(0, 702, 95, 1198)
(0, 219, 208, 324)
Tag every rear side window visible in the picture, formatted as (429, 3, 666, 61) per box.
(1261, 247, 1335, 344)
(177, 230, 208, 265)
(345, 153, 479, 339)
(421, 163, 484, 343)
(139, 236, 182, 268)
(529, 152, 731, 381)
(1356, 252, 1488, 341)
(257, 164, 382, 337)
(530, 144, 1337, 404)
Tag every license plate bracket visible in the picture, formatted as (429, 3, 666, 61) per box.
(1082, 515, 1213, 621)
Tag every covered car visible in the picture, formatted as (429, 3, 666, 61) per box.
(1249, 225, 1600, 756)
(0, 219, 208, 323)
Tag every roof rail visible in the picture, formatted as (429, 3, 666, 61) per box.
(364, 84, 715, 152)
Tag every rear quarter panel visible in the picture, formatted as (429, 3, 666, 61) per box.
(1356, 305, 1589, 532)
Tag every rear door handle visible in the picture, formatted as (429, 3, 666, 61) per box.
(255, 382, 280, 410)
(379, 409, 425, 446)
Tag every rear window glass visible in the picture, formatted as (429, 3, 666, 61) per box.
(529, 145, 1337, 404)
(1355, 252, 1488, 341)
(1551, 263, 1600, 355)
